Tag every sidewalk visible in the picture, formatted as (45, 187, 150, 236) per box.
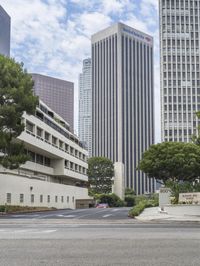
(136, 206, 200, 222)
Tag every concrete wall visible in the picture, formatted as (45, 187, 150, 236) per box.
(0, 173, 90, 209)
(165, 205, 200, 216)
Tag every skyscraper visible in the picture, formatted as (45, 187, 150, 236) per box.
(32, 73, 74, 131)
(92, 23, 155, 194)
(0, 5, 10, 57)
(78, 58, 92, 156)
(159, 0, 200, 142)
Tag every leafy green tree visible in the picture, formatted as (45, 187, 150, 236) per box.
(191, 111, 200, 145)
(0, 55, 38, 169)
(87, 157, 114, 194)
(138, 142, 200, 184)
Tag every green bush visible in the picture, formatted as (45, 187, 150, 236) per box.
(0, 206, 6, 212)
(125, 188, 135, 196)
(0, 205, 56, 213)
(124, 195, 135, 207)
(129, 201, 146, 217)
(128, 194, 159, 218)
(98, 193, 124, 207)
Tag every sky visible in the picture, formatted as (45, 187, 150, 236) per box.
(1, 0, 161, 142)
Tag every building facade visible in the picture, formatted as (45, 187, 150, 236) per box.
(78, 58, 92, 157)
(160, 0, 200, 142)
(92, 23, 155, 194)
(0, 5, 10, 56)
(0, 101, 90, 209)
(31, 74, 74, 131)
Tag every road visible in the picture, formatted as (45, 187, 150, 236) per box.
(0, 207, 132, 220)
(0, 208, 200, 266)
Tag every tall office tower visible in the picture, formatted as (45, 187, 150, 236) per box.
(32, 73, 74, 131)
(78, 58, 92, 156)
(92, 23, 155, 194)
(0, 5, 10, 56)
(160, 0, 200, 142)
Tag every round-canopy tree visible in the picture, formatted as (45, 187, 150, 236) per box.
(138, 141, 200, 184)
(0, 55, 38, 169)
(87, 157, 114, 194)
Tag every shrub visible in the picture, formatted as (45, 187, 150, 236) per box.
(125, 188, 135, 196)
(0, 206, 6, 212)
(128, 194, 159, 218)
(98, 193, 124, 207)
(124, 195, 135, 207)
(129, 201, 146, 217)
(0, 205, 56, 213)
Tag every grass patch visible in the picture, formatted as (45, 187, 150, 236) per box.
(0, 205, 56, 214)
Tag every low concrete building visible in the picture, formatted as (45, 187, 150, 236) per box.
(0, 101, 91, 209)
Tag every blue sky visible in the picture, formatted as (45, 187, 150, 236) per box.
(1, 0, 160, 141)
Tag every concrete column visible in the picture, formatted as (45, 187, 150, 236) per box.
(113, 162, 125, 200)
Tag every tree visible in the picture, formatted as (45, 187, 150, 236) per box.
(192, 111, 200, 145)
(87, 157, 114, 194)
(0, 55, 38, 169)
(138, 142, 200, 184)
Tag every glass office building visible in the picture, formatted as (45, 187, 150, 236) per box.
(78, 58, 92, 156)
(160, 0, 200, 142)
(0, 5, 10, 57)
(32, 73, 74, 131)
(92, 23, 155, 194)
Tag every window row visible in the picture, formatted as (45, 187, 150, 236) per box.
(6, 193, 75, 204)
(164, 121, 197, 127)
(163, 64, 200, 71)
(163, 80, 199, 86)
(64, 160, 87, 175)
(163, 87, 200, 95)
(162, 14, 199, 24)
(26, 120, 87, 162)
(165, 129, 193, 136)
(164, 104, 200, 111)
(163, 56, 200, 64)
(164, 138, 189, 142)
(36, 104, 84, 150)
(25, 149, 51, 167)
(164, 95, 200, 103)
(163, 39, 199, 46)
(163, 73, 200, 80)
(162, 0, 199, 8)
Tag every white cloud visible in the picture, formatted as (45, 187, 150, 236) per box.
(1, 0, 160, 141)
(74, 12, 112, 36)
(100, 0, 124, 15)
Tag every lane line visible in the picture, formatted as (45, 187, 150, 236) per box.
(102, 214, 112, 218)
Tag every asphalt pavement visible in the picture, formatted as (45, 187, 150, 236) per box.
(0, 207, 132, 221)
(0, 221, 200, 266)
(0, 207, 200, 265)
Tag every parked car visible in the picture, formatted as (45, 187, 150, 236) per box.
(95, 203, 109, 208)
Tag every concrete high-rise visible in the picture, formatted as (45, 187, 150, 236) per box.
(0, 5, 10, 56)
(32, 73, 74, 131)
(78, 58, 92, 156)
(92, 23, 155, 194)
(159, 0, 200, 142)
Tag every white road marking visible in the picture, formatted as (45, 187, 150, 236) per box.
(41, 230, 57, 234)
(57, 214, 76, 218)
(112, 209, 120, 212)
(102, 214, 112, 218)
(0, 229, 57, 234)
